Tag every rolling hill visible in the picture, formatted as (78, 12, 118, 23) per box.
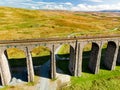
(0, 7, 120, 90)
(0, 6, 120, 40)
(101, 10, 120, 12)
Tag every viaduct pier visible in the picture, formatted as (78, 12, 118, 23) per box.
(0, 35, 120, 86)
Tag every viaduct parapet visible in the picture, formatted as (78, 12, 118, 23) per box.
(0, 35, 120, 85)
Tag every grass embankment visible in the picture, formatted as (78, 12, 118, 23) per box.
(61, 65, 120, 90)
(58, 60, 120, 90)
(0, 6, 120, 40)
(56, 44, 120, 90)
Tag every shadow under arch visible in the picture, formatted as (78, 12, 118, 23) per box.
(103, 41, 118, 70)
(82, 42, 92, 73)
(82, 42, 101, 74)
(100, 42, 108, 70)
(6, 48, 28, 82)
(56, 43, 75, 76)
(0, 75, 2, 86)
(88, 42, 100, 74)
(117, 46, 120, 65)
(31, 46, 51, 79)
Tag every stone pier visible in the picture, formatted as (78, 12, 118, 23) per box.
(0, 48, 11, 85)
(69, 45, 76, 76)
(50, 45, 56, 79)
(25, 47, 34, 82)
(75, 43, 84, 76)
(0, 36, 120, 86)
(69, 41, 84, 77)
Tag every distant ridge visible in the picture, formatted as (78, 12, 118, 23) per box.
(100, 10, 120, 12)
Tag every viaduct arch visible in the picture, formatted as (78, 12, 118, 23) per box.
(0, 36, 120, 86)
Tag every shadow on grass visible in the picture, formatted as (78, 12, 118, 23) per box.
(100, 57, 108, 70)
(0, 77, 2, 86)
(100, 48, 111, 71)
(82, 48, 110, 73)
(56, 59, 71, 75)
(116, 63, 120, 66)
(7, 47, 113, 81)
(82, 48, 109, 74)
(56, 52, 92, 75)
(8, 56, 50, 67)
(8, 55, 50, 81)
(82, 51, 91, 73)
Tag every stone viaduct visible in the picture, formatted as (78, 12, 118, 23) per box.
(0, 35, 120, 86)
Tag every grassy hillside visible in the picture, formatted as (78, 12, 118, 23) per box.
(0, 7, 120, 90)
(61, 65, 120, 90)
(0, 6, 120, 40)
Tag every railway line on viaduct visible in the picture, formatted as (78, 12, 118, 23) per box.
(0, 35, 120, 86)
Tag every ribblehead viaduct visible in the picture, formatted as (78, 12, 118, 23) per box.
(0, 35, 120, 86)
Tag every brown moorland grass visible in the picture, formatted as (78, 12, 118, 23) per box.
(0, 6, 120, 65)
(0, 7, 120, 90)
(0, 6, 120, 40)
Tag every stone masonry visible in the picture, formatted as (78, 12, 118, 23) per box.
(0, 36, 120, 86)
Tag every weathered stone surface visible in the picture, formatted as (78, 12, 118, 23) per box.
(103, 41, 119, 70)
(50, 45, 56, 79)
(75, 43, 83, 76)
(0, 36, 120, 86)
(117, 48, 120, 64)
(0, 48, 11, 85)
(89, 42, 102, 74)
(25, 47, 34, 82)
(69, 45, 76, 76)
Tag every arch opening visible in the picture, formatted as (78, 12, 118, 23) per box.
(56, 44, 73, 75)
(102, 41, 117, 70)
(89, 42, 100, 74)
(100, 42, 108, 69)
(82, 43, 92, 73)
(31, 46, 51, 79)
(81, 42, 100, 74)
(6, 48, 28, 82)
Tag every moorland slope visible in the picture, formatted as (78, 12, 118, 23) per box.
(0, 7, 120, 40)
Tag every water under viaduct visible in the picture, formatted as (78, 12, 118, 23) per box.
(0, 35, 120, 86)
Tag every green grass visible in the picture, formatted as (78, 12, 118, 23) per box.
(61, 66, 120, 90)
(57, 44, 70, 55)
(57, 45, 120, 90)
(0, 87, 8, 90)
(58, 56, 120, 90)
(0, 6, 120, 90)
(26, 82, 35, 86)
(5, 39, 117, 90)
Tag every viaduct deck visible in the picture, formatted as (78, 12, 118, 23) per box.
(0, 35, 120, 86)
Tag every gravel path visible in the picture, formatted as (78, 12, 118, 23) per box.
(35, 60, 70, 90)
(35, 45, 70, 90)
(36, 60, 54, 90)
(35, 45, 61, 90)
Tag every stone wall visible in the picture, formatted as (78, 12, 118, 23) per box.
(0, 37, 120, 86)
